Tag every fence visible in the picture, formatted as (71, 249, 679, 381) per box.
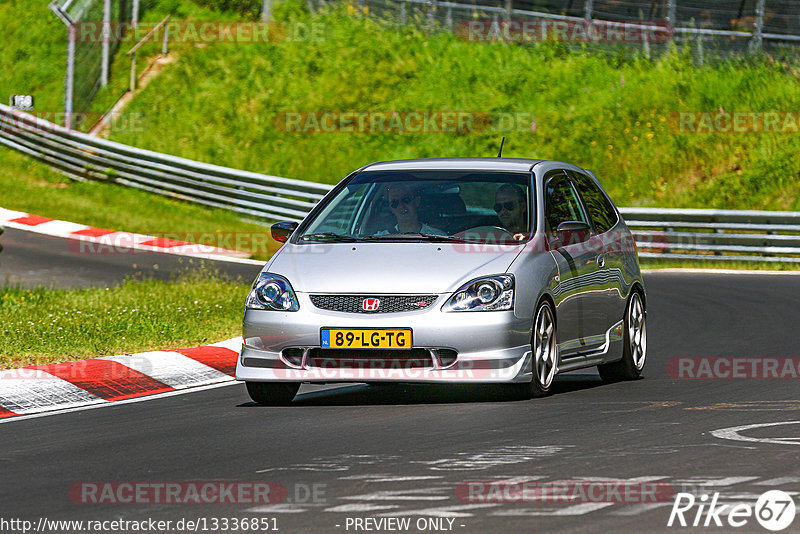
(2, 102, 799, 264)
(48, 0, 140, 130)
(620, 208, 800, 263)
(342, 0, 800, 60)
(0, 104, 330, 222)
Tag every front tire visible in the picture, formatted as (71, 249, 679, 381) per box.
(598, 290, 646, 382)
(246, 382, 300, 405)
(511, 299, 558, 399)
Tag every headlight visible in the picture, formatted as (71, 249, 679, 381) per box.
(443, 275, 514, 312)
(246, 273, 300, 311)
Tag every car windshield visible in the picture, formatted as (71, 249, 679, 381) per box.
(298, 170, 534, 244)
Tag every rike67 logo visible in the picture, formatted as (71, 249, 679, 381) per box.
(668, 490, 796, 531)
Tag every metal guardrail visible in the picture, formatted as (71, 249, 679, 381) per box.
(0, 104, 332, 222)
(619, 207, 800, 263)
(2, 103, 799, 263)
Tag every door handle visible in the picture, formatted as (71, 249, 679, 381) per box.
(596, 254, 606, 268)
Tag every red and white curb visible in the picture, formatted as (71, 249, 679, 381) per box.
(0, 337, 242, 420)
(0, 207, 262, 264)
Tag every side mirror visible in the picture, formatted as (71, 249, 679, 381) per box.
(271, 221, 299, 243)
(553, 221, 591, 248)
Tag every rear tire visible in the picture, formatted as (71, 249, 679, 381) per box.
(245, 382, 300, 405)
(598, 290, 646, 383)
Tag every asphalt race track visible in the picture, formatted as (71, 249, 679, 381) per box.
(1, 229, 799, 533)
(0, 228, 261, 287)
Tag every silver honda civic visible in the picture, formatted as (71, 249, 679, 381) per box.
(236, 158, 646, 404)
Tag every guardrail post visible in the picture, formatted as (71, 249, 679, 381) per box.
(262, 0, 273, 21)
(400, 0, 406, 24)
(583, 0, 593, 20)
(162, 21, 169, 55)
(750, 0, 765, 53)
(66, 24, 75, 130)
(446, 6, 453, 29)
(427, 0, 436, 22)
(505, 0, 512, 21)
(696, 22, 704, 65)
(640, 8, 650, 58)
(101, 0, 111, 87)
(666, 0, 676, 43)
(130, 52, 136, 92)
(132, 0, 139, 28)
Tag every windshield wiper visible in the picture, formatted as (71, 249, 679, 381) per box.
(362, 232, 473, 243)
(298, 232, 359, 242)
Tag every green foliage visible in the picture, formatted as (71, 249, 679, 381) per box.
(103, 2, 800, 210)
(190, 0, 262, 19)
(0, 269, 249, 367)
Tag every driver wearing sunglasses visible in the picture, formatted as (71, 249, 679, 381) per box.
(376, 183, 446, 235)
(494, 183, 529, 240)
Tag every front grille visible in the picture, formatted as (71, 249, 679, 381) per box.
(307, 348, 434, 368)
(310, 295, 438, 314)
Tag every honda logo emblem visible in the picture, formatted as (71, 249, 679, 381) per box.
(362, 298, 380, 311)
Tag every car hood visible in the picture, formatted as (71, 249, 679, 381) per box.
(266, 242, 524, 294)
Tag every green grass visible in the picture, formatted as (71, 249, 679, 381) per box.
(0, 269, 249, 368)
(3, 0, 800, 271)
(101, 2, 800, 211)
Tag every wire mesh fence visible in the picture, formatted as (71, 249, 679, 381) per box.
(48, 0, 139, 128)
(339, 0, 800, 61)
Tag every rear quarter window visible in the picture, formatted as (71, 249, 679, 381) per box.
(569, 171, 619, 234)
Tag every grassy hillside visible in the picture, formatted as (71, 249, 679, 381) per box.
(2, 0, 799, 230)
(100, 1, 800, 210)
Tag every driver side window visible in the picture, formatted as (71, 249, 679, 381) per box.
(545, 173, 588, 236)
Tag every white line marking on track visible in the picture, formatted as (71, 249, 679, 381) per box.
(343, 488, 449, 501)
(325, 504, 401, 513)
(711, 421, 800, 445)
(413, 445, 569, 471)
(379, 504, 500, 517)
(755, 477, 800, 486)
(609, 503, 672, 516)
(245, 504, 311, 514)
(490, 502, 615, 516)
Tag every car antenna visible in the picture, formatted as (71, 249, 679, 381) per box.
(497, 137, 505, 158)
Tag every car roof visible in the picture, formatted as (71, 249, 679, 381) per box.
(361, 157, 543, 173)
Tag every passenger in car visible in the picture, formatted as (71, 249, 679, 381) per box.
(376, 183, 447, 235)
(494, 183, 529, 240)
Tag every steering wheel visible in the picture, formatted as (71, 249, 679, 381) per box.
(455, 226, 520, 242)
(467, 225, 514, 235)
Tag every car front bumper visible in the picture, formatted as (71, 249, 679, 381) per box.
(235, 293, 533, 384)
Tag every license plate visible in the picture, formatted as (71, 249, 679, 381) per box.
(320, 328, 412, 349)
